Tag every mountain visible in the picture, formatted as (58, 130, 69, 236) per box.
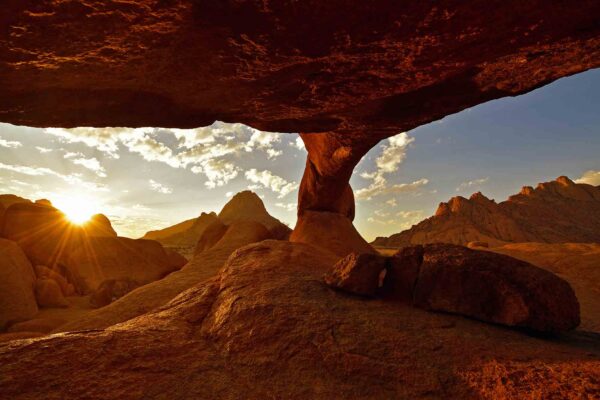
(142, 191, 291, 253)
(373, 176, 600, 248)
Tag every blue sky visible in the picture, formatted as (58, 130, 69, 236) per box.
(1, 68, 599, 240)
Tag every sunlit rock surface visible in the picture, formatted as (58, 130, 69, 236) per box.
(1, 241, 598, 399)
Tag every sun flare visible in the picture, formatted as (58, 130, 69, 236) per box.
(53, 194, 101, 225)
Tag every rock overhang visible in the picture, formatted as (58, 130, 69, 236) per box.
(0, 1, 599, 136)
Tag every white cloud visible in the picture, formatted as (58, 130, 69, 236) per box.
(385, 199, 397, 207)
(356, 132, 424, 201)
(0, 162, 107, 192)
(275, 202, 296, 212)
(148, 179, 172, 194)
(191, 158, 239, 188)
(44, 123, 288, 189)
(290, 136, 305, 151)
(36, 146, 53, 153)
(367, 209, 423, 230)
(0, 138, 22, 148)
(244, 169, 299, 198)
(71, 157, 107, 178)
(356, 178, 429, 201)
(44, 127, 123, 158)
(456, 177, 490, 192)
(375, 133, 414, 175)
(575, 170, 600, 186)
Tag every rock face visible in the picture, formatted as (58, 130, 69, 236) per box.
(0, 241, 598, 399)
(1, 2, 600, 255)
(324, 253, 387, 297)
(143, 191, 290, 258)
(1, 2, 599, 137)
(143, 212, 220, 247)
(34, 278, 68, 308)
(66, 237, 185, 293)
(328, 244, 580, 333)
(89, 279, 141, 308)
(486, 242, 600, 333)
(409, 244, 580, 333)
(373, 177, 600, 247)
(218, 191, 291, 238)
(0, 239, 38, 330)
(290, 210, 375, 257)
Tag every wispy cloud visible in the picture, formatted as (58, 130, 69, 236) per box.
(275, 202, 296, 212)
(575, 170, 600, 186)
(35, 146, 53, 153)
(356, 178, 429, 201)
(290, 136, 305, 151)
(148, 179, 172, 194)
(456, 177, 489, 192)
(0, 138, 22, 148)
(245, 169, 298, 198)
(64, 152, 107, 177)
(356, 132, 427, 200)
(367, 209, 423, 229)
(0, 162, 107, 192)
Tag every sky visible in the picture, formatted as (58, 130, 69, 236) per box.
(0, 68, 599, 241)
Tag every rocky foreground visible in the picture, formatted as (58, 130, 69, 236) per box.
(1, 240, 598, 399)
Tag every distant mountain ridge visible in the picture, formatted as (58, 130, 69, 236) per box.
(372, 176, 600, 248)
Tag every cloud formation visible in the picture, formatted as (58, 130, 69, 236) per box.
(148, 179, 173, 194)
(455, 177, 489, 192)
(0, 162, 107, 192)
(355, 132, 427, 200)
(575, 170, 600, 186)
(44, 122, 288, 189)
(0, 137, 22, 148)
(244, 169, 299, 198)
(64, 152, 107, 177)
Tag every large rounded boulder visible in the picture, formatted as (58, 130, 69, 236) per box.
(0, 239, 38, 330)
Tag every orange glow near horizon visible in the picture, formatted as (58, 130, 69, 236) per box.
(52, 194, 101, 225)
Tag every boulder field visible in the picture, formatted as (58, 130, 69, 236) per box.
(1, 241, 598, 399)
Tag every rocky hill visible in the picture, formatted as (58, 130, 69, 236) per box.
(373, 176, 600, 248)
(142, 191, 291, 256)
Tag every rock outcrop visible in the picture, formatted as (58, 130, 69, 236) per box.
(486, 242, 600, 333)
(143, 191, 290, 258)
(327, 244, 580, 333)
(373, 177, 600, 247)
(1, 2, 599, 255)
(324, 253, 387, 297)
(34, 278, 68, 308)
(143, 212, 220, 247)
(0, 199, 186, 294)
(0, 239, 38, 330)
(0, 241, 598, 399)
(408, 244, 580, 333)
(65, 237, 185, 293)
(218, 191, 291, 239)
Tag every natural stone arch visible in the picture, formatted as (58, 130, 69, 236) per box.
(1, 0, 600, 252)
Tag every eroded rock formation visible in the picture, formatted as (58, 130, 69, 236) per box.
(2, 2, 600, 252)
(374, 176, 600, 248)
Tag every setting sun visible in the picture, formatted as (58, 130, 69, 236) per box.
(53, 194, 100, 224)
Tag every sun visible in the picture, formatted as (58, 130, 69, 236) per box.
(53, 194, 100, 225)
